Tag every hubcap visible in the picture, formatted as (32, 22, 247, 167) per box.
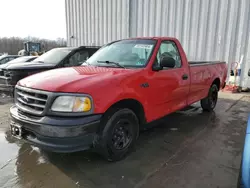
(111, 120, 132, 150)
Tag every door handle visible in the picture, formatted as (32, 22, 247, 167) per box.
(182, 74, 188, 80)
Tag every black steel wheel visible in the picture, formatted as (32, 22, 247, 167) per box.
(95, 108, 139, 161)
(111, 119, 133, 150)
(201, 84, 218, 112)
(210, 86, 218, 109)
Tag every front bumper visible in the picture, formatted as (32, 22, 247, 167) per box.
(10, 105, 102, 153)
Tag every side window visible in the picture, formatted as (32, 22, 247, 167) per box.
(64, 51, 90, 67)
(0, 58, 9, 64)
(0, 58, 5, 65)
(155, 41, 181, 69)
(77, 50, 90, 62)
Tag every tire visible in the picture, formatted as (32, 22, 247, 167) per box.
(95, 108, 139, 162)
(201, 84, 218, 112)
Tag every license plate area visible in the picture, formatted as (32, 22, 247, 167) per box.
(10, 121, 23, 139)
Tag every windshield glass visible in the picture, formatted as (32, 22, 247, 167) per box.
(34, 48, 72, 64)
(86, 39, 157, 68)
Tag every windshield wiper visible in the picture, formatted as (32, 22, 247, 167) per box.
(97, 60, 125, 68)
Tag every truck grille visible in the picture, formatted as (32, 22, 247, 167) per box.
(0, 77, 7, 85)
(15, 86, 48, 115)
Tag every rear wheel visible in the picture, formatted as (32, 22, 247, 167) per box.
(201, 84, 218, 111)
(95, 108, 139, 161)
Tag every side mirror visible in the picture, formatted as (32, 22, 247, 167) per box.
(160, 56, 175, 68)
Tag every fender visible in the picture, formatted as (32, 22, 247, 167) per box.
(96, 91, 151, 121)
(103, 92, 147, 111)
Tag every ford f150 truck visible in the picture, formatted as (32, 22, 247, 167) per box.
(9, 37, 227, 161)
(0, 46, 99, 94)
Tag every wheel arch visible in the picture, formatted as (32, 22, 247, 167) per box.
(102, 98, 147, 128)
(212, 78, 220, 90)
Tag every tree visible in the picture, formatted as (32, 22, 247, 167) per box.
(0, 37, 67, 55)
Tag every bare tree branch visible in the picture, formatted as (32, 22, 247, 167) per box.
(0, 37, 67, 55)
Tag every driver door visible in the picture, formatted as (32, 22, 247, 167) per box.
(147, 40, 190, 121)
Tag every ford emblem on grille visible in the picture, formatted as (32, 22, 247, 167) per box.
(21, 96, 30, 103)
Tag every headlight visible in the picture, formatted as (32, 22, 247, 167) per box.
(4, 71, 13, 77)
(51, 96, 92, 112)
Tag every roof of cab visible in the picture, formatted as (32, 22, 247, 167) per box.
(59, 46, 100, 50)
(126, 36, 178, 40)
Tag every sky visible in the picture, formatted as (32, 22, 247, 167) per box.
(0, 0, 66, 40)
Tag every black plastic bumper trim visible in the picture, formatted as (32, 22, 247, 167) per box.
(10, 105, 102, 153)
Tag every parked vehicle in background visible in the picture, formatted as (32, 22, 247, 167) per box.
(0, 46, 99, 94)
(0, 55, 20, 65)
(10, 37, 227, 161)
(0, 56, 37, 76)
(18, 41, 43, 56)
(0, 56, 37, 93)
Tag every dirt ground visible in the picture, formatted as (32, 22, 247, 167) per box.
(0, 92, 249, 188)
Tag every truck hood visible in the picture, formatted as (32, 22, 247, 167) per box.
(4, 61, 55, 70)
(18, 66, 139, 92)
(0, 61, 30, 70)
(0, 63, 9, 69)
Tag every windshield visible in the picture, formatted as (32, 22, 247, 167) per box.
(34, 48, 72, 64)
(86, 39, 157, 68)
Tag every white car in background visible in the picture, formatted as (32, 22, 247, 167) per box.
(0, 55, 20, 65)
(0, 56, 37, 76)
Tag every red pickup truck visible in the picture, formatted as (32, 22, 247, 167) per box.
(10, 37, 227, 161)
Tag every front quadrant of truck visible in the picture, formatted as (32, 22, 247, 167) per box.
(9, 37, 227, 161)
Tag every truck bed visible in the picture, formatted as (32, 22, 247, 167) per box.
(187, 60, 227, 105)
(188, 61, 226, 66)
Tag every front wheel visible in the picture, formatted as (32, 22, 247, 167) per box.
(201, 84, 218, 112)
(95, 108, 139, 161)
